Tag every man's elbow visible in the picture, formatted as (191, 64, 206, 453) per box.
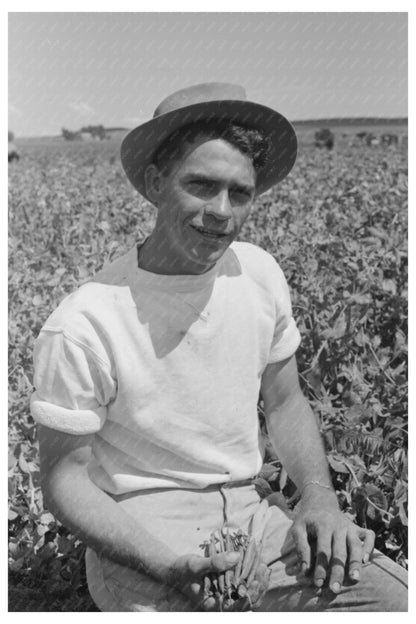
(264, 389, 318, 429)
(260, 356, 304, 412)
(265, 385, 307, 416)
(39, 452, 90, 516)
(38, 425, 93, 500)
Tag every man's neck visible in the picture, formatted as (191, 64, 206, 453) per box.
(137, 235, 216, 276)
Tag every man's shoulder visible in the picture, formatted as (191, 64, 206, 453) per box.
(41, 247, 136, 333)
(230, 240, 273, 259)
(92, 246, 136, 286)
(229, 241, 282, 281)
(40, 285, 112, 335)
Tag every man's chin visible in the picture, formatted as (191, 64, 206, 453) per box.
(184, 245, 228, 273)
(194, 240, 230, 258)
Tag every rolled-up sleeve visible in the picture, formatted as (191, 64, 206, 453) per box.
(267, 259, 301, 363)
(31, 327, 116, 435)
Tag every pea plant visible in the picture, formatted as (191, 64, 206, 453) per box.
(8, 139, 407, 610)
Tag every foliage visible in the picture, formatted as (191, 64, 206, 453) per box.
(8, 139, 407, 610)
(80, 125, 106, 140)
(251, 146, 408, 570)
(61, 127, 81, 141)
(61, 125, 107, 141)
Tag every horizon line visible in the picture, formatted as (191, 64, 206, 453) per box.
(13, 116, 408, 140)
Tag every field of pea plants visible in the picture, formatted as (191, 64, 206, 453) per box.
(8, 134, 408, 611)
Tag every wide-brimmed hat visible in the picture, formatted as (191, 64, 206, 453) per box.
(120, 82, 297, 199)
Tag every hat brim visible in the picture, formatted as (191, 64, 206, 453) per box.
(120, 100, 297, 199)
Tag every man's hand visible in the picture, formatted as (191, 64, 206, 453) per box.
(290, 487, 375, 593)
(165, 551, 240, 610)
(238, 558, 271, 611)
(260, 358, 375, 593)
(166, 551, 271, 611)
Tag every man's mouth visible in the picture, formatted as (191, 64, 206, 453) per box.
(190, 225, 229, 240)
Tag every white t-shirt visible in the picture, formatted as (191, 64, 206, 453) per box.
(31, 241, 301, 494)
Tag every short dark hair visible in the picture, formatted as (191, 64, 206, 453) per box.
(152, 120, 272, 176)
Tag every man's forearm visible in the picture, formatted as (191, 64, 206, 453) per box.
(42, 461, 177, 583)
(265, 391, 336, 499)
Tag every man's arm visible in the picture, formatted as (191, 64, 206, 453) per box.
(38, 424, 238, 609)
(260, 355, 375, 593)
(260, 355, 336, 496)
(38, 424, 178, 579)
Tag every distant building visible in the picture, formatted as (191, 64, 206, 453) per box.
(62, 126, 129, 141)
(80, 131, 94, 141)
(104, 127, 129, 140)
(356, 132, 379, 146)
(381, 133, 399, 147)
(105, 127, 128, 134)
(315, 128, 335, 150)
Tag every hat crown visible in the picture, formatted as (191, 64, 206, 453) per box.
(121, 82, 297, 198)
(153, 82, 247, 118)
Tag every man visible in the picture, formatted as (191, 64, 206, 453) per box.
(31, 83, 407, 611)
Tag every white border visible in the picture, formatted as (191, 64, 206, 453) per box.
(4, 3, 412, 622)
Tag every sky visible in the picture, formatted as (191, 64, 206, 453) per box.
(8, 12, 408, 138)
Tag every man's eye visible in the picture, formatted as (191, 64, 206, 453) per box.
(188, 180, 215, 194)
(231, 189, 252, 203)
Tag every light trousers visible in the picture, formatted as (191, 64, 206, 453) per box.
(85, 482, 407, 611)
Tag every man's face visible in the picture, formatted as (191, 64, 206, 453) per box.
(148, 137, 256, 274)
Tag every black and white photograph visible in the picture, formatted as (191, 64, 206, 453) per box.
(8, 8, 408, 612)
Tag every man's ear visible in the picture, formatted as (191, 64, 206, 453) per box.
(144, 164, 164, 206)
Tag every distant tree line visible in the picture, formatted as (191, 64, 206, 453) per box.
(313, 128, 406, 150)
(81, 125, 106, 139)
(61, 125, 106, 141)
(61, 125, 129, 141)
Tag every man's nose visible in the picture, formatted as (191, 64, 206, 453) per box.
(204, 191, 232, 220)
